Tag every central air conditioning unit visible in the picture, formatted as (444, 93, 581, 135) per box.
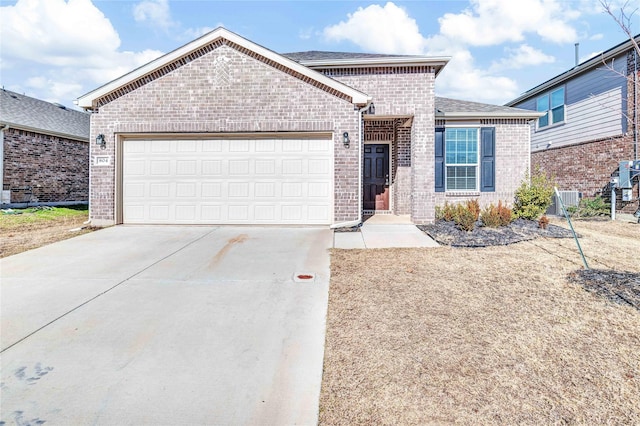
(548, 190, 582, 216)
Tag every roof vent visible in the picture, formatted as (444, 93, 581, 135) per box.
(53, 102, 67, 110)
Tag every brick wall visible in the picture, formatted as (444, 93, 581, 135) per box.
(434, 119, 531, 212)
(3, 127, 89, 204)
(89, 44, 359, 224)
(532, 135, 638, 211)
(333, 71, 435, 223)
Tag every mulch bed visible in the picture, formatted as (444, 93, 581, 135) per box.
(418, 218, 574, 247)
(568, 269, 640, 312)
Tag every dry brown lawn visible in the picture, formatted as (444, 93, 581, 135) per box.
(321, 219, 640, 425)
(0, 206, 94, 258)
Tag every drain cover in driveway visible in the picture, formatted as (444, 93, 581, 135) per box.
(293, 273, 315, 282)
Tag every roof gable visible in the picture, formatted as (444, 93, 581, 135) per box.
(76, 28, 371, 110)
(1, 89, 89, 141)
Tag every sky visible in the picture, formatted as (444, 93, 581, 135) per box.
(0, 0, 637, 109)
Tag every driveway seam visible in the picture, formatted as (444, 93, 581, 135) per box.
(0, 227, 219, 353)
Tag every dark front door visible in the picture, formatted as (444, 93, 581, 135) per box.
(363, 144, 390, 211)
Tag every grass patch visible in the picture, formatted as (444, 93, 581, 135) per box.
(321, 219, 640, 425)
(0, 205, 88, 230)
(0, 205, 92, 257)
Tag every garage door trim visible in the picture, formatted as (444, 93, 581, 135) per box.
(116, 132, 335, 225)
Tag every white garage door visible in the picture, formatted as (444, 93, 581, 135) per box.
(121, 138, 333, 225)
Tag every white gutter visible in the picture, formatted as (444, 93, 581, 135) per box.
(436, 111, 545, 120)
(330, 103, 370, 229)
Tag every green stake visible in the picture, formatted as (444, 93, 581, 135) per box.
(554, 187, 589, 269)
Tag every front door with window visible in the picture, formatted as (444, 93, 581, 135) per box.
(363, 144, 390, 211)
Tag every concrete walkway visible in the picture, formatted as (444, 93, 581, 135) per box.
(1, 226, 332, 425)
(333, 215, 440, 249)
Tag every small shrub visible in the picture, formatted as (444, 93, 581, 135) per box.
(513, 168, 555, 220)
(439, 202, 457, 222)
(480, 201, 513, 227)
(454, 204, 476, 231)
(465, 199, 481, 221)
(568, 196, 610, 218)
(436, 200, 478, 231)
(498, 201, 513, 225)
(538, 215, 549, 229)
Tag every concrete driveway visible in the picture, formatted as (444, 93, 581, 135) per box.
(0, 226, 332, 425)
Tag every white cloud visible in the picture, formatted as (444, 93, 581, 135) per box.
(133, 0, 174, 31)
(439, 0, 580, 46)
(299, 27, 313, 40)
(321, 1, 524, 103)
(0, 0, 163, 104)
(490, 44, 555, 71)
(323, 2, 425, 54)
(435, 48, 520, 103)
(0, 0, 120, 67)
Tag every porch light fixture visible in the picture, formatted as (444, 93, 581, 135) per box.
(342, 131, 350, 148)
(368, 103, 375, 115)
(96, 133, 106, 149)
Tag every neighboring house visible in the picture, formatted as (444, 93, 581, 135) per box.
(1, 89, 90, 206)
(506, 35, 640, 211)
(76, 27, 540, 227)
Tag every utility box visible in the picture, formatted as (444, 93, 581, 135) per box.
(619, 160, 640, 188)
(622, 189, 633, 201)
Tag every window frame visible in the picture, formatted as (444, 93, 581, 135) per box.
(536, 87, 565, 130)
(444, 127, 480, 192)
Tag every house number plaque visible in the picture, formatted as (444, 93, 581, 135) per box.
(94, 156, 111, 166)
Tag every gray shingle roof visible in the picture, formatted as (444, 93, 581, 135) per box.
(283, 51, 417, 62)
(0, 89, 90, 141)
(435, 96, 540, 118)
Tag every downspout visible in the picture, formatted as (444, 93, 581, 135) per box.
(330, 102, 371, 229)
(634, 48, 638, 161)
(0, 124, 8, 204)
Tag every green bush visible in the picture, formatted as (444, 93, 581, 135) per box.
(567, 196, 610, 217)
(513, 169, 555, 220)
(480, 201, 513, 227)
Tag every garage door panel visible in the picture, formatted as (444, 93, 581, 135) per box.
(122, 138, 333, 224)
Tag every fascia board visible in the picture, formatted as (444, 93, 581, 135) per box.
(439, 111, 545, 120)
(300, 56, 450, 69)
(77, 27, 371, 108)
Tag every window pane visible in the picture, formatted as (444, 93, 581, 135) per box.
(446, 166, 477, 191)
(551, 88, 564, 108)
(536, 95, 548, 112)
(538, 112, 549, 128)
(552, 105, 564, 123)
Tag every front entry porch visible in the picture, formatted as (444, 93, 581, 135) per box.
(362, 117, 413, 217)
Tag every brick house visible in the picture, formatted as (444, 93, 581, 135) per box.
(1, 89, 90, 206)
(76, 27, 540, 227)
(506, 35, 640, 213)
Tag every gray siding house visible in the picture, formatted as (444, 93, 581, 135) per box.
(506, 35, 639, 211)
